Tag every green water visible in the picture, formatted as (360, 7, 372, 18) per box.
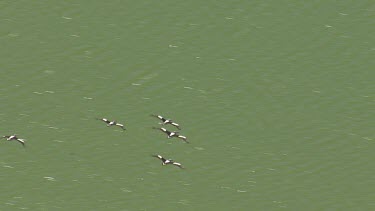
(1, 1, 374, 210)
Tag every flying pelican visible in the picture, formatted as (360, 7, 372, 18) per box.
(97, 118, 126, 130)
(151, 114, 181, 130)
(2, 135, 25, 146)
(152, 154, 184, 169)
(152, 127, 188, 143)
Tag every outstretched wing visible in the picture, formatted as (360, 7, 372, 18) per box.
(152, 154, 164, 161)
(172, 162, 184, 169)
(177, 135, 189, 143)
(171, 122, 181, 130)
(157, 114, 167, 121)
(152, 154, 167, 164)
(116, 123, 126, 130)
(159, 127, 169, 134)
(151, 114, 167, 122)
(161, 127, 168, 132)
(98, 118, 110, 124)
(17, 139, 25, 147)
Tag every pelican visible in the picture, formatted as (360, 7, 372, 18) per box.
(152, 154, 184, 169)
(97, 118, 126, 130)
(2, 135, 25, 146)
(152, 127, 188, 143)
(151, 114, 181, 130)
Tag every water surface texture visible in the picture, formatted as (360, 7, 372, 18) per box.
(1, 1, 374, 210)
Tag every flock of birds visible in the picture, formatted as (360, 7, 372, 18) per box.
(2, 114, 187, 169)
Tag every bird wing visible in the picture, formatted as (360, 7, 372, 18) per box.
(158, 115, 167, 121)
(17, 139, 25, 146)
(178, 135, 189, 143)
(99, 118, 110, 124)
(116, 123, 126, 130)
(152, 114, 166, 121)
(172, 162, 184, 168)
(171, 122, 181, 130)
(152, 127, 167, 133)
(160, 127, 169, 133)
(152, 154, 163, 161)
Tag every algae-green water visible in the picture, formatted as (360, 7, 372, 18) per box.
(1, 1, 374, 210)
